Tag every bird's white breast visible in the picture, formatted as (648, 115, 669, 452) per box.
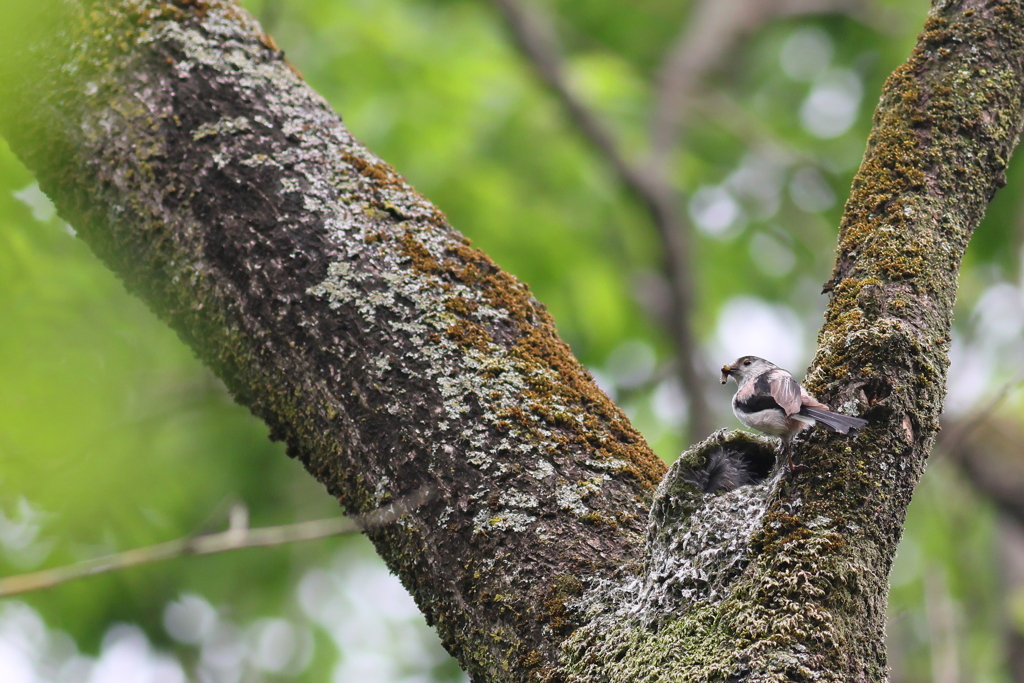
(733, 405, 791, 436)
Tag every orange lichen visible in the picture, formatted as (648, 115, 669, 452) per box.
(446, 319, 491, 352)
(399, 231, 440, 274)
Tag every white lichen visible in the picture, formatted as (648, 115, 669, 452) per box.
(499, 491, 540, 510)
(473, 509, 537, 534)
(191, 116, 252, 141)
(556, 478, 603, 516)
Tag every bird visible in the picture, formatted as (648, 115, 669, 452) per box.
(720, 355, 867, 470)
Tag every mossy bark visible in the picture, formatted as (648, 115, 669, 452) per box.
(1, 0, 1023, 682)
(0, 2, 664, 680)
(560, 1, 1024, 681)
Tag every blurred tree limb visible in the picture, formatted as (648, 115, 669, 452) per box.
(1, 1, 1022, 682)
(938, 406, 1024, 683)
(651, 0, 883, 160)
(945, 414, 1024, 533)
(489, 0, 712, 441)
(489, 0, 872, 442)
(0, 487, 434, 598)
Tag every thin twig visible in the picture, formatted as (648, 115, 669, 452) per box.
(488, 0, 712, 439)
(0, 486, 435, 597)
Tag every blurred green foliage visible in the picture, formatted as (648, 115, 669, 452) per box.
(2, 0, 1024, 681)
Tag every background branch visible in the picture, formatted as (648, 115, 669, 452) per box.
(489, 0, 711, 439)
(944, 419, 1024, 531)
(489, 0, 880, 443)
(0, 487, 435, 598)
(936, 404, 1024, 683)
(650, 0, 873, 166)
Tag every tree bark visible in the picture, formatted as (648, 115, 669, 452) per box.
(2, 1, 1023, 682)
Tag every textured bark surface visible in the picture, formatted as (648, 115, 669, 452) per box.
(0, 2, 666, 680)
(560, 1, 1024, 681)
(2, 1, 1024, 682)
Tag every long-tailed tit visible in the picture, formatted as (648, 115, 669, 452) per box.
(720, 356, 867, 470)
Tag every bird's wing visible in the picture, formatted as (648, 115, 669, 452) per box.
(798, 383, 830, 410)
(769, 372, 803, 415)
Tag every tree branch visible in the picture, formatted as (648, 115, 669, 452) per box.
(930, 386, 1024, 680)
(560, 1, 1024, 679)
(0, 2, 665, 679)
(649, 0, 871, 166)
(935, 374, 1024, 462)
(487, 0, 713, 441)
(944, 417, 1024, 531)
(997, 516, 1024, 683)
(0, 486, 435, 598)
(488, 0, 876, 442)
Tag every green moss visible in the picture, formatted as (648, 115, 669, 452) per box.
(558, 3, 1024, 680)
(563, 603, 738, 682)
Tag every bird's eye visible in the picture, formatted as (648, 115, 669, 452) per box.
(743, 360, 751, 366)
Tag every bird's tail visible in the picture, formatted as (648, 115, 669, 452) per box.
(800, 407, 868, 434)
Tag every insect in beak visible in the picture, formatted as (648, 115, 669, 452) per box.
(720, 365, 732, 384)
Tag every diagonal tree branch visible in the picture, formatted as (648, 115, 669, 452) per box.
(0, 2, 667, 679)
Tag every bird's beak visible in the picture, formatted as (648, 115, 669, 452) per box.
(720, 364, 732, 384)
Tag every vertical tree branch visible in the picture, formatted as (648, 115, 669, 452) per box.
(560, 2, 1024, 680)
(999, 517, 1024, 683)
(940, 416, 1024, 680)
